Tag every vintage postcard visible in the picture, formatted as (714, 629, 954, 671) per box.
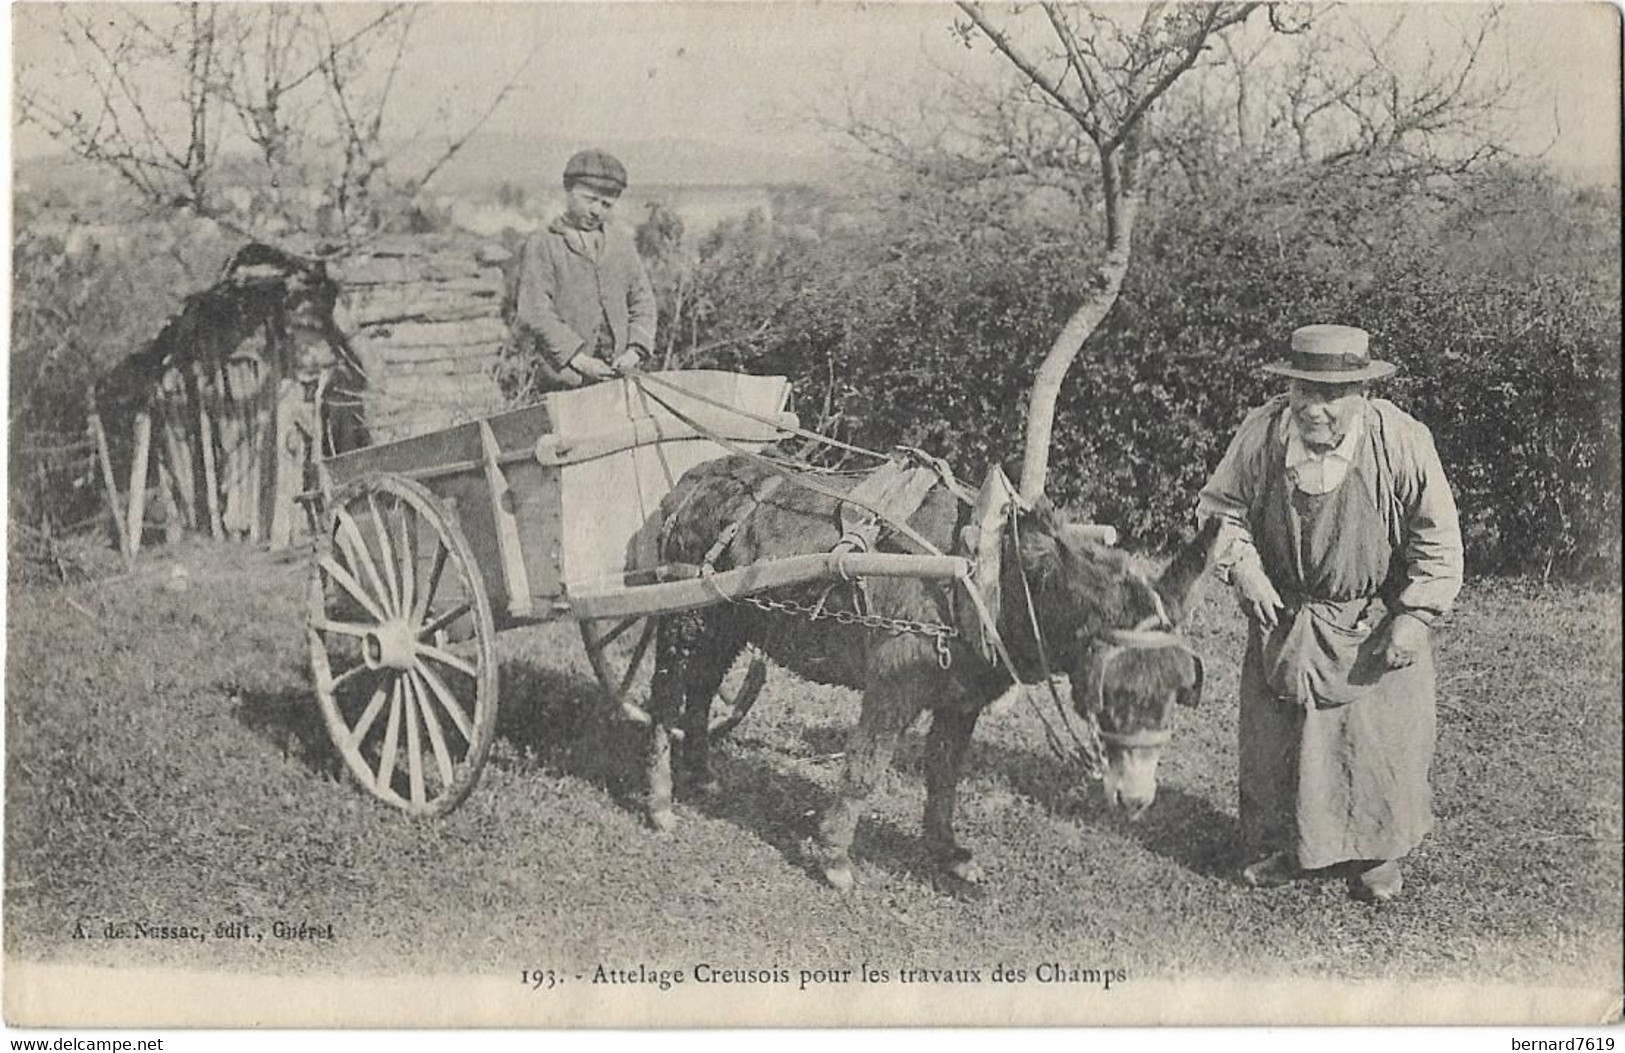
(5, 0, 1620, 1033)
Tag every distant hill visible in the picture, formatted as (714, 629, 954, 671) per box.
(12, 132, 840, 213)
(401, 133, 839, 194)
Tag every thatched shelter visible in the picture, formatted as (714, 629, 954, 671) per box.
(94, 243, 362, 551)
(92, 233, 517, 555)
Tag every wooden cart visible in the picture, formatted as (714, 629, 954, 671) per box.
(306, 369, 974, 816)
(303, 370, 805, 815)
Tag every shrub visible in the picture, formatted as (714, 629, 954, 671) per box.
(668, 167, 1619, 580)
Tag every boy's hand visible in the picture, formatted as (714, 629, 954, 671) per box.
(572, 355, 617, 381)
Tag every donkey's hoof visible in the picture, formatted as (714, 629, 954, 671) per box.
(821, 862, 856, 892)
(944, 857, 985, 885)
(647, 807, 678, 834)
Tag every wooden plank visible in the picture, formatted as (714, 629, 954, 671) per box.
(346, 285, 502, 326)
(216, 360, 248, 537)
(157, 458, 184, 543)
(356, 317, 508, 350)
(377, 343, 503, 364)
(86, 405, 132, 566)
(333, 256, 498, 286)
(126, 411, 152, 556)
(374, 374, 504, 400)
(479, 421, 533, 618)
(195, 364, 224, 539)
(156, 375, 197, 529)
(566, 553, 970, 621)
(266, 379, 303, 550)
(377, 354, 503, 376)
(256, 337, 285, 545)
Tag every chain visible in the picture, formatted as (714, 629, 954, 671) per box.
(739, 592, 958, 669)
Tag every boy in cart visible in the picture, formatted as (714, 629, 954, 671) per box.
(501, 148, 658, 396)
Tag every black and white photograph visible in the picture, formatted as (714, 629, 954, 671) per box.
(4, 0, 1620, 1036)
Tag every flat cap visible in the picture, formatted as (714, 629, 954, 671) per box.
(563, 149, 628, 192)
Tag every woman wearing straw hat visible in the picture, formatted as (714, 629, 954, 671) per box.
(1197, 325, 1464, 903)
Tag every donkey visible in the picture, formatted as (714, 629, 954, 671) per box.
(644, 455, 1217, 890)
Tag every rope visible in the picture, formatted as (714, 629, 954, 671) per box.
(1008, 508, 1105, 776)
(627, 374, 947, 558)
(633, 370, 894, 465)
(954, 567, 1100, 779)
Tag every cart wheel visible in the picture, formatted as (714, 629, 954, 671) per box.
(308, 474, 498, 816)
(579, 618, 768, 738)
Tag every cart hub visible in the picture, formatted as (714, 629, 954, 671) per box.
(363, 622, 418, 671)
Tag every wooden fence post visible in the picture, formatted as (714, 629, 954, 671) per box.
(127, 410, 152, 557)
(195, 363, 225, 539)
(85, 394, 132, 567)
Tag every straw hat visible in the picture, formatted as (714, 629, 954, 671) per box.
(1262, 325, 1397, 382)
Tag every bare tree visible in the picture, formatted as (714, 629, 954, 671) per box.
(951, 2, 1262, 501)
(845, 4, 1515, 501)
(16, 3, 531, 252)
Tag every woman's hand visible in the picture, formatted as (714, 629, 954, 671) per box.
(1382, 612, 1429, 669)
(1232, 561, 1285, 630)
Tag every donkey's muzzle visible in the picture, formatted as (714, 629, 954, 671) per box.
(1101, 743, 1162, 821)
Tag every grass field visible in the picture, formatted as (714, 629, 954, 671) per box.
(4, 538, 1621, 994)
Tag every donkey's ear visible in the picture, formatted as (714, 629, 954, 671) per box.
(1026, 494, 1062, 533)
(1015, 516, 1063, 585)
(1154, 517, 1223, 625)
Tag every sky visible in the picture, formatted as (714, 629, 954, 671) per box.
(6, 2, 1621, 181)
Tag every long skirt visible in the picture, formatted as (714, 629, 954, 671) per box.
(1238, 628, 1437, 869)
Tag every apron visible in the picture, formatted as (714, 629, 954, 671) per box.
(1238, 406, 1437, 867)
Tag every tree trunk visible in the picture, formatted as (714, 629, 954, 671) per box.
(1018, 153, 1140, 502)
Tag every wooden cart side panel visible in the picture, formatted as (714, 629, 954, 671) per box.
(321, 403, 553, 490)
(507, 460, 565, 604)
(552, 372, 792, 591)
(419, 472, 510, 617)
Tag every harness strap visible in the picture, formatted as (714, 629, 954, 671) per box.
(701, 475, 785, 572)
(1007, 510, 1107, 776)
(836, 461, 940, 556)
(630, 375, 947, 557)
(954, 567, 1101, 778)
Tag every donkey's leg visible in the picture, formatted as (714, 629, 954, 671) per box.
(646, 613, 701, 833)
(677, 620, 747, 797)
(815, 676, 924, 892)
(924, 704, 984, 884)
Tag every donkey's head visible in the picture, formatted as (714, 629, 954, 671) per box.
(1009, 511, 1219, 820)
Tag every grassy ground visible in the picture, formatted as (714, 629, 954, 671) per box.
(4, 538, 1621, 989)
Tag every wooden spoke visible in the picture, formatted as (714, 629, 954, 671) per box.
(418, 642, 478, 679)
(396, 501, 416, 624)
(418, 601, 472, 642)
(584, 615, 642, 655)
(413, 665, 473, 742)
(404, 671, 426, 806)
(412, 542, 448, 628)
(620, 620, 657, 695)
(367, 492, 402, 616)
(334, 507, 393, 617)
(316, 556, 389, 624)
(348, 683, 391, 749)
(375, 680, 403, 793)
(309, 618, 376, 639)
(410, 673, 457, 789)
(326, 662, 370, 695)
